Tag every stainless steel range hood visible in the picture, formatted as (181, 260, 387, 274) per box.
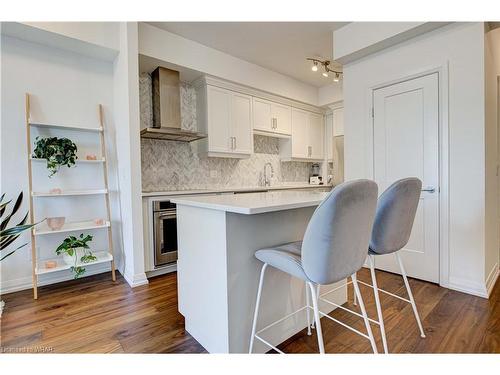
(140, 67, 207, 142)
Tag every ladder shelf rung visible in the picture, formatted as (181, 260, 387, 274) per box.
(32, 189, 108, 197)
(30, 156, 105, 164)
(34, 220, 111, 236)
(29, 122, 103, 132)
(35, 251, 113, 275)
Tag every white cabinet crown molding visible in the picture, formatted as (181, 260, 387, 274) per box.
(192, 75, 326, 115)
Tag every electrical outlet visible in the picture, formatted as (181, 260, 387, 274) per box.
(210, 170, 219, 178)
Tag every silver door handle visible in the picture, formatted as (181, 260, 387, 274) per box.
(422, 186, 436, 193)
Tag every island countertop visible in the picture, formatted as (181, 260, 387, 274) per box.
(171, 190, 330, 214)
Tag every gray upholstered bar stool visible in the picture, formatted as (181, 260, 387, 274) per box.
(248, 179, 379, 354)
(352, 177, 426, 353)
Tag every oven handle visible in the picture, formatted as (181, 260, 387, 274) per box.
(156, 211, 177, 219)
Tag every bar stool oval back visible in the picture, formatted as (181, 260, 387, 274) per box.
(354, 177, 426, 354)
(249, 179, 379, 354)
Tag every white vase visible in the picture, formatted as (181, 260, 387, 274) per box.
(0, 300, 5, 317)
(62, 247, 87, 266)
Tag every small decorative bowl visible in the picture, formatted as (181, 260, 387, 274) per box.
(46, 217, 65, 231)
(45, 260, 57, 269)
(94, 218, 104, 225)
(86, 154, 97, 160)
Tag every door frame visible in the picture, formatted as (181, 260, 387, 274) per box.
(365, 63, 450, 288)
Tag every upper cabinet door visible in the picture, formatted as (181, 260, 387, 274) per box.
(325, 113, 334, 161)
(231, 93, 253, 154)
(272, 103, 292, 135)
(291, 109, 309, 159)
(207, 86, 232, 152)
(252, 98, 273, 132)
(332, 107, 344, 136)
(308, 112, 324, 160)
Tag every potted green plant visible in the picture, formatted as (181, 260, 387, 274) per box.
(56, 233, 97, 279)
(0, 192, 37, 316)
(32, 136, 78, 177)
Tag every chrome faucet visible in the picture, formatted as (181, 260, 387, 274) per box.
(264, 162, 274, 187)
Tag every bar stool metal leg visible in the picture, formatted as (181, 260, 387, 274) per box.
(396, 252, 426, 338)
(308, 281, 325, 354)
(351, 273, 378, 354)
(305, 282, 312, 335)
(369, 255, 388, 353)
(353, 273, 358, 306)
(249, 263, 268, 353)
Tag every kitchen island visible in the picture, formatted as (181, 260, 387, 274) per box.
(171, 190, 347, 353)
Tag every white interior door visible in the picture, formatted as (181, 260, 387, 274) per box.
(372, 73, 439, 283)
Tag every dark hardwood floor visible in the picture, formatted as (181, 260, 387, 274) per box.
(1, 269, 499, 353)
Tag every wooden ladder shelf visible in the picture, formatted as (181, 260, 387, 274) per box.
(25, 93, 116, 299)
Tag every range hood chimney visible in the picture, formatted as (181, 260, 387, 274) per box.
(140, 67, 207, 142)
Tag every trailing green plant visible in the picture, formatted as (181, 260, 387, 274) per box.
(56, 233, 97, 279)
(32, 136, 78, 177)
(0, 192, 37, 261)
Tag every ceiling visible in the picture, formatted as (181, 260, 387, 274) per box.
(147, 22, 348, 87)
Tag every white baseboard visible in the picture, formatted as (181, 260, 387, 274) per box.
(123, 271, 149, 288)
(145, 263, 177, 278)
(0, 263, 112, 295)
(448, 276, 488, 299)
(485, 263, 499, 297)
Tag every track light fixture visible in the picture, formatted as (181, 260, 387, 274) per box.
(307, 58, 342, 83)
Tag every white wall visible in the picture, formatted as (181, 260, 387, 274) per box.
(318, 83, 343, 106)
(138, 23, 319, 106)
(333, 22, 450, 64)
(485, 28, 500, 292)
(0, 35, 123, 293)
(112, 23, 148, 287)
(341, 23, 490, 296)
(21, 22, 119, 51)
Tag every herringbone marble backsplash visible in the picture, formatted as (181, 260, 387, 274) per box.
(140, 74, 312, 192)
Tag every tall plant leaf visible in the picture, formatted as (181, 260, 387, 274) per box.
(0, 242, 28, 261)
(0, 192, 23, 231)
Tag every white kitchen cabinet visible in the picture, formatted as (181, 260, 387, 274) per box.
(252, 97, 291, 136)
(280, 108, 324, 161)
(332, 107, 344, 136)
(325, 112, 334, 161)
(308, 112, 324, 159)
(197, 85, 253, 158)
(231, 92, 253, 154)
(290, 109, 309, 158)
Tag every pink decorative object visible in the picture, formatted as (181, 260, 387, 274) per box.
(86, 154, 97, 160)
(46, 217, 65, 231)
(45, 260, 57, 269)
(49, 188, 62, 195)
(94, 218, 104, 225)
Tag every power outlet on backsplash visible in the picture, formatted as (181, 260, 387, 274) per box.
(210, 170, 219, 178)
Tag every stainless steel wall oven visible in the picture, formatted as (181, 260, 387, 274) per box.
(153, 200, 178, 267)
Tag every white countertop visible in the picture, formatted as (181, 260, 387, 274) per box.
(171, 190, 330, 214)
(142, 183, 331, 198)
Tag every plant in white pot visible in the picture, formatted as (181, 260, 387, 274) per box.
(56, 234, 97, 279)
(0, 192, 37, 317)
